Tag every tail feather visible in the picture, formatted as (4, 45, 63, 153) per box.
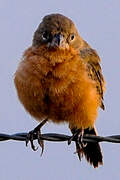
(75, 127, 103, 168)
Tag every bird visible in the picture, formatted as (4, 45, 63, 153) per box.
(14, 13, 105, 168)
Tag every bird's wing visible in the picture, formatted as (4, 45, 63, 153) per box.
(79, 48, 105, 110)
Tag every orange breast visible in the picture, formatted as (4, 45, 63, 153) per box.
(14, 46, 100, 129)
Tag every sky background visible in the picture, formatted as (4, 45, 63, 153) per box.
(0, 0, 120, 179)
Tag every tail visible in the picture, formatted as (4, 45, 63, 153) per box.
(75, 127, 103, 168)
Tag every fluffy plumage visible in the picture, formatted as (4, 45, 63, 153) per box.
(14, 13, 105, 168)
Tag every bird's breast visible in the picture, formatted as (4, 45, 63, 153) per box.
(14, 46, 99, 123)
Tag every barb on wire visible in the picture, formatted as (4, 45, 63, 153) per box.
(0, 132, 120, 144)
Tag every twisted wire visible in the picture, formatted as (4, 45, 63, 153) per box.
(0, 132, 120, 143)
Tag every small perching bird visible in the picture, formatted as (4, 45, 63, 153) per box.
(14, 13, 105, 168)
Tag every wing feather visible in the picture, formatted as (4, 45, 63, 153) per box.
(80, 48, 105, 110)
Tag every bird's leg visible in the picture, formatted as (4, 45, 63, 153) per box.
(26, 118, 48, 155)
(76, 129, 87, 149)
(68, 128, 87, 160)
(68, 128, 80, 145)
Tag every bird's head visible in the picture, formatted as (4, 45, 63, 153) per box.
(33, 14, 84, 50)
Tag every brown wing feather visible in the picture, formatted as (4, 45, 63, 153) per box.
(80, 48, 105, 110)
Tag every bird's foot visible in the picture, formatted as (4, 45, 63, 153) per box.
(26, 118, 48, 155)
(68, 129, 86, 147)
(68, 128, 87, 160)
(76, 129, 87, 149)
(68, 129, 80, 145)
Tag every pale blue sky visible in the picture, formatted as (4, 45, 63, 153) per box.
(0, 0, 120, 179)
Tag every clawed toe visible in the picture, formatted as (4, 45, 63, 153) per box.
(26, 118, 48, 154)
(68, 130, 79, 145)
(26, 130, 38, 151)
(68, 129, 86, 147)
(69, 128, 87, 160)
(37, 130, 44, 156)
(77, 130, 87, 149)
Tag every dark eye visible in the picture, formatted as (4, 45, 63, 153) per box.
(42, 31, 48, 40)
(70, 34, 75, 41)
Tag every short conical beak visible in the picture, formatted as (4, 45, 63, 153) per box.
(50, 34, 64, 48)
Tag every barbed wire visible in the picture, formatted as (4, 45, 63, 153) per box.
(0, 132, 120, 144)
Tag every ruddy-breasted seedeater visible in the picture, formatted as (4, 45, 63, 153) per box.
(14, 14, 105, 168)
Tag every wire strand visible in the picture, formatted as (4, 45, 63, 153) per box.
(0, 132, 120, 144)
